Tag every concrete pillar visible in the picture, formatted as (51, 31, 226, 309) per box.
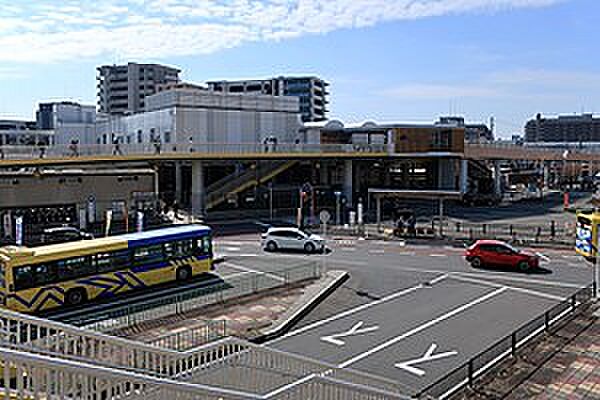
(493, 160, 503, 195)
(175, 162, 183, 203)
(543, 162, 550, 191)
(460, 159, 469, 194)
(343, 160, 353, 206)
(191, 161, 205, 218)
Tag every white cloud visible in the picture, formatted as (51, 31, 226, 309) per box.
(0, 0, 564, 63)
(383, 68, 600, 101)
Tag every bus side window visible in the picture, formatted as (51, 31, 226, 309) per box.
(57, 257, 92, 280)
(177, 240, 193, 257)
(33, 263, 57, 286)
(133, 245, 163, 265)
(14, 266, 34, 291)
(164, 242, 176, 259)
(196, 237, 212, 255)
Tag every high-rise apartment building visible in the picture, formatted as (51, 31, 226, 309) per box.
(525, 113, 600, 143)
(97, 63, 180, 115)
(207, 76, 329, 122)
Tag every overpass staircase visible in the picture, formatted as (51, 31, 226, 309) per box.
(206, 161, 298, 210)
(0, 306, 413, 399)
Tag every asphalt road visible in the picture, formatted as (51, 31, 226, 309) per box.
(215, 234, 594, 396)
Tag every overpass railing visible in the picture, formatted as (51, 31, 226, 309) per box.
(0, 308, 413, 399)
(0, 142, 388, 160)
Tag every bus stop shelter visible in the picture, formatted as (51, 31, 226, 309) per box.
(368, 189, 463, 236)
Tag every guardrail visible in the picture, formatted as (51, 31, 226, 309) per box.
(78, 261, 323, 334)
(414, 283, 596, 399)
(0, 142, 388, 161)
(442, 220, 573, 245)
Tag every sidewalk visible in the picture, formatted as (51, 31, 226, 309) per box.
(460, 301, 600, 400)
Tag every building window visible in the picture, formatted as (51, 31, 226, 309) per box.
(137, 130, 143, 143)
(164, 131, 171, 143)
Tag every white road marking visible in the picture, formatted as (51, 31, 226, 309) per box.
(430, 254, 445, 257)
(223, 247, 241, 252)
(451, 274, 566, 302)
(428, 274, 449, 285)
(338, 287, 507, 368)
(272, 276, 448, 343)
(321, 321, 380, 346)
(341, 247, 356, 252)
(395, 343, 458, 377)
(224, 262, 285, 282)
(336, 260, 585, 289)
(369, 249, 385, 254)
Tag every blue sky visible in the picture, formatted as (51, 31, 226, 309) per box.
(0, 0, 598, 138)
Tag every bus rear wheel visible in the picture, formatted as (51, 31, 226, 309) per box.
(176, 266, 192, 281)
(65, 288, 87, 306)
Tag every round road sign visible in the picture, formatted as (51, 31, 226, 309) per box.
(320, 210, 331, 224)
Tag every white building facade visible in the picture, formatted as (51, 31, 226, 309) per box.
(95, 88, 302, 145)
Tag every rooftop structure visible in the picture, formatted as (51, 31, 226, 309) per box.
(207, 76, 329, 122)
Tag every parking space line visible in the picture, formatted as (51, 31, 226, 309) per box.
(272, 275, 449, 343)
(338, 287, 507, 368)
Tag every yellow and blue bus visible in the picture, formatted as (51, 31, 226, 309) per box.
(0, 225, 213, 313)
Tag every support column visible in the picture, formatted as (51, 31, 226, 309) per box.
(343, 160, 353, 207)
(175, 162, 183, 203)
(493, 160, 503, 196)
(460, 159, 469, 194)
(191, 161, 205, 218)
(543, 162, 549, 192)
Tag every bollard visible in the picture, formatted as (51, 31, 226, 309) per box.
(550, 221, 556, 239)
(456, 222, 461, 233)
(482, 224, 487, 235)
(469, 228, 473, 241)
(468, 360, 474, 387)
(511, 332, 517, 357)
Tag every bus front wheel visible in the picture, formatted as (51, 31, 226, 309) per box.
(176, 266, 192, 281)
(66, 288, 87, 306)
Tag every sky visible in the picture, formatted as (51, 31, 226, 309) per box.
(0, 0, 598, 138)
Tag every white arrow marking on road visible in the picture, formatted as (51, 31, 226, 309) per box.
(321, 322, 380, 346)
(394, 344, 458, 377)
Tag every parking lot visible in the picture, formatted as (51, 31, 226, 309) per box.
(215, 234, 594, 395)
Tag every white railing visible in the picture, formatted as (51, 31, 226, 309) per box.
(0, 345, 411, 400)
(0, 142, 388, 161)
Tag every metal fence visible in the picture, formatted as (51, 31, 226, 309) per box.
(443, 220, 574, 244)
(414, 283, 596, 399)
(77, 261, 323, 334)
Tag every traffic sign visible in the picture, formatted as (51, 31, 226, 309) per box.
(320, 210, 331, 224)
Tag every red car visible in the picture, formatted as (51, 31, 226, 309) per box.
(464, 239, 540, 271)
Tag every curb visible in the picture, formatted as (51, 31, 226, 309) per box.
(252, 270, 349, 344)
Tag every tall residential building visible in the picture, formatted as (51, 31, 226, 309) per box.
(207, 76, 329, 122)
(36, 101, 97, 145)
(97, 63, 180, 115)
(525, 113, 600, 143)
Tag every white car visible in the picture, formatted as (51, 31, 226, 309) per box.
(261, 227, 325, 253)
